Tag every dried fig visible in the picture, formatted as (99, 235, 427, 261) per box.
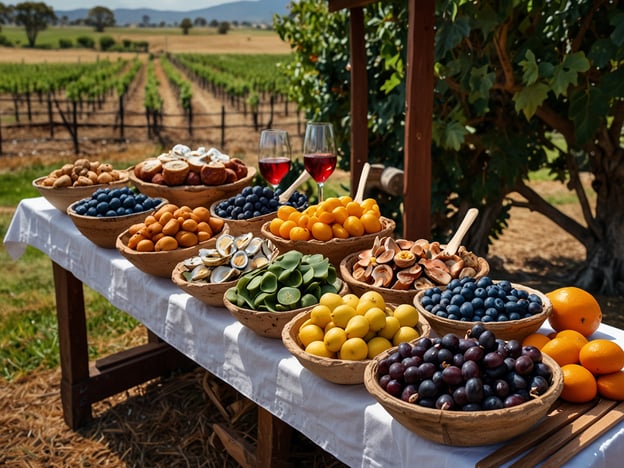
(200, 161, 228, 185)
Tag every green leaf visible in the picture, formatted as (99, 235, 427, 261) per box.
(435, 17, 470, 57)
(550, 52, 590, 97)
(513, 83, 550, 119)
(469, 65, 495, 103)
(443, 121, 467, 151)
(601, 67, 624, 98)
(519, 50, 539, 85)
(569, 87, 609, 145)
(610, 12, 624, 47)
(588, 38, 617, 69)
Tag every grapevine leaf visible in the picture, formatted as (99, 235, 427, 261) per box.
(569, 87, 609, 145)
(550, 52, 590, 97)
(519, 50, 539, 85)
(610, 12, 624, 47)
(442, 121, 467, 151)
(588, 38, 616, 69)
(600, 67, 624, 98)
(435, 17, 470, 58)
(513, 82, 550, 119)
(469, 65, 495, 103)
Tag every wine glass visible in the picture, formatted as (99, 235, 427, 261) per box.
(258, 129, 292, 191)
(303, 122, 337, 202)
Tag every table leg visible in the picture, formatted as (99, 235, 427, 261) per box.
(52, 261, 196, 429)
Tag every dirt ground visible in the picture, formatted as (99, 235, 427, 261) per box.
(1, 34, 623, 466)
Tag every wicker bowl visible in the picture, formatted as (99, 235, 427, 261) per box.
(171, 261, 234, 307)
(260, 216, 396, 268)
(414, 283, 552, 342)
(223, 281, 348, 339)
(32, 173, 130, 213)
(116, 228, 223, 278)
(128, 167, 256, 208)
(339, 250, 490, 306)
(364, 348, 563, 446)
(281, 307, 431, 385)
(209, 200, 274, 237)
(67, 197, 167, 249)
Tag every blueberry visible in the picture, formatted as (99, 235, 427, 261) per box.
(493, 298, 505, 311)
(123, 197, 136, 209)
(527, 301, 543, 315)
(459, 302, 474, 318)
(109, 197, 121, 210)
(484, 297, 497, 309)
(75, 205, 87, 215)
(241, 186, 253, 196)
(476, 277, 493, 289)
(471, 297, 484, 310)
(448, 279, 461, 290)
(234, 196, 245, 207)
(134, 203, 143, 212)
(497, 314, 509, 322)
(262, 187, 273, 198)
(252, 185, 263, 196)
(96, 202, 109, 214)
(420, 296, 433, 308)
(116, 207, 126, 215)
(106, 210, 117, 216)
(431, 293, 442, 305)
(461, 287, 475, 300)
(450, 294, 465, 306)
(87, 207, 97, 216)
(498, 280, 512, 293)
(447, 304, 460, 317)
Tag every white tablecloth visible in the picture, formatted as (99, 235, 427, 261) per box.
(4, 197, 624, 467)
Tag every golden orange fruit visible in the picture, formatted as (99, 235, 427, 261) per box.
(546, 286, 602, 337)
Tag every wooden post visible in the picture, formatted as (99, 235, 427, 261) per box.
(221, 105, 226, 148)
(403, 0, 434, 240)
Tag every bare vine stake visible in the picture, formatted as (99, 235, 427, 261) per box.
(221, 105, 225, 149)
(47, 93, 54, 138)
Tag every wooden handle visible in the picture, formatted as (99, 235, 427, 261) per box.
(278, 171, 311, 204)
(443, 208, 478, 256)
(353, 162, 371, 203)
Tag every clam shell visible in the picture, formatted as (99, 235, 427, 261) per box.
(234, 232, 253, 250)
(191, 264, 213, 281)
(216, 234, 236, 257)
(245, 237, 264, 256)
(231, 250, 249, 270)
(211, 265, 239, 283)
(183, 256, 204, 268)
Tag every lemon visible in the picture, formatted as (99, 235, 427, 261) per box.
(363, 330, 377, 342)
(331, 304, 357, 328)
(324, 327, 348, 353)
(367, 336, 393, 358)
(356, 291, 386, 313)
(324, 321, 337, 333)
(309, 304, 332, 328)
(341, 293, 360, 310)
(345, 315, 370, 339)
(392, 326, 420, 345)
(364, 307, 387, 331)
(305, 340, 335, 358)
(298, 323, 325, 348)
(392, 304, 420, 328)
(320, 292, 344, 311)
(378, 316, 401, 340)
(340, 337, 369, 361)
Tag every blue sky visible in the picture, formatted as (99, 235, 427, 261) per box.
(45, 1, 239, 11)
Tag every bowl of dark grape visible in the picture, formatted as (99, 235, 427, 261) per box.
(364, 324, 564, 446)
(414, 276, 552, 342)
(67, 187, 167, 249)
(210, 185, 308, 237)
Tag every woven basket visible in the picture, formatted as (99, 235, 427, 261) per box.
(209, 200, 274, 237)
(281, 307, 432, 385)
(128, 167, 255, 208)
(116, 229, 221, 278)
(339, 250, 490, 306)
(67, 198, 167, 249)
(172, 259, 243, 307)
(414, 283, 552, 341)
(260, 217, 396, 269)
(364, 350, 563, 446)
(32, 173, 130, 213)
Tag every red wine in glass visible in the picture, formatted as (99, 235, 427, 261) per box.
(303, 153, 337, 184)
(259, 157, 291, 188)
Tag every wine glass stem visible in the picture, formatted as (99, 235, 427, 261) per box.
(318, 182, 324, 203)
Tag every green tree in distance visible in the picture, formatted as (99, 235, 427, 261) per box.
(0, 2, 14, 28)
(275, 0, 624, 295)
(180, 18, 193, 35)
(13, 1, 56, 47)
(86, 6, 115, 33)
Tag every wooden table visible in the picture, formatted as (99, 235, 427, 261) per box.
(4, 197, 624, 467)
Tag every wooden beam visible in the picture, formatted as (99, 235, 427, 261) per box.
(349, 6, 368, 195)
(328, 0, 377, 13)
(403, 0, 435, 240)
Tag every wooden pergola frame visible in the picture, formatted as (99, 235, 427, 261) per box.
(328, 0, 435, 240)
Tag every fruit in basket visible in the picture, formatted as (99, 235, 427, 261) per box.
(213, 185, 308, 220)
(71, 187, 161, 217)
(39, 158, 124, 187)
(374, 323, 556, 410)
(300, 292, 423, 360)
(224, 251, 342, 312)
(421, 276, 544, 323)
(269, 197, 383, 241)
(349, 235, 488, 290)
(546, 286, 602, 336)
(125, 203, 224, 252)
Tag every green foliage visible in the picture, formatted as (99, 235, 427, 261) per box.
(76, 35, 94, 49)
(58, 37, 72, 48)
(13, 1, 56, 47)
(99, 34, 115, 51)
(86, 5, 115, 33)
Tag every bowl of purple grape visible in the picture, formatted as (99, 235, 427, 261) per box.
(364, 323, 564, 446)
(413, 276, 552, 342)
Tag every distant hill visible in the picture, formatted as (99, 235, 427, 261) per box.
(55, 0, 291, 26)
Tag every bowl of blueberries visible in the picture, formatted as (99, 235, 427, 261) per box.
(210, 185, 308, 237)
(67, 186, 167, 249)
(413, 276, 552, 342)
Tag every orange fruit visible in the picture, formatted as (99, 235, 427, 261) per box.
(360, 211, 382, 234)
(331, 206, 349, 224)
(318, 210, 336, 224)
(556, 330, 589, 351)
(541, 337, 581, 366)
(596, 370, 624, 400)
(360, 198, 378, 211)
(579, 339, 624, 375)
(297, 214, 311, 228)
(277, 205, 298, 221)
(339, 195, 353, 206)
(560, 364, 598, 403)
(289, 226, 311, 241)
(346, 201, 363, 217)
(546, 286, 602, 337)
(310, 222, 333, 241)
(278, 220, 297, 239)
(343, 215, 365, 237)
(331, 223, 350, 239)
(269, 218, 284, 236)
(521, 332, 551, 350)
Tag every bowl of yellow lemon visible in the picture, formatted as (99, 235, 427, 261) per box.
(281, 291, 431, 385)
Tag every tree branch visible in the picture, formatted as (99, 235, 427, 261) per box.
(493, 19, 515, 92)
(609, 99, 624, 144)
(513, 180, 594, 249)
